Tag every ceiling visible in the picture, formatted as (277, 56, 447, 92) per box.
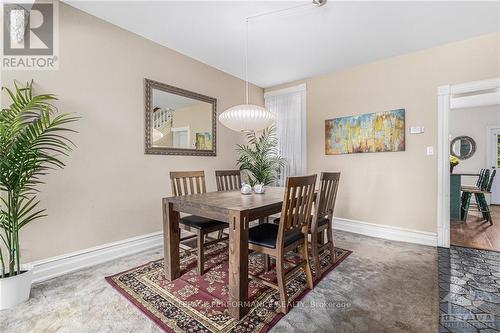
(66, 1, 500, 88)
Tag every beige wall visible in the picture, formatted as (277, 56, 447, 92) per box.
(266, 32, 500, 233)
(451, 105, 500, 186)
(1, 4, 263, 262)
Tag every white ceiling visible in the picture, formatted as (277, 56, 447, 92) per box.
(67, 1, 500, 88)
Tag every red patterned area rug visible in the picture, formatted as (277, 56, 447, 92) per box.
(106, 242, 351, 333)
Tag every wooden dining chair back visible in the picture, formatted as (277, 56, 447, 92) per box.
(170, 171, 206, 196)
(486, 169, 496, 192)
(247, 174, 316, 314)
(314, 172, 341, 222)
(169, 170, 227, 275)
(277, 175, 317, 243)
(477, 169, 487, 188)
(461, 169, 492, 223)
(310, 172, 340, 275)
(475, 169, 496, 225)
(215, 170, 242, 191)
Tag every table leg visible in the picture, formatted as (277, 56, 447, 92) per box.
(228, 211, 249, 319)
(163, 199, 180, 281)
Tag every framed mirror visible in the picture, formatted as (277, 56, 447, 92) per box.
(144, 79, 216, 156)
(450, 136, 476, 160)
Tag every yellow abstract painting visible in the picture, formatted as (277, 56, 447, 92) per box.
(325, 109, 405, 155)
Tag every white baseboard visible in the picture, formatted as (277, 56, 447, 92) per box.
(28, 231, 163, 284)
(333, 217, 437, 247)
(27, 218, 436, 284)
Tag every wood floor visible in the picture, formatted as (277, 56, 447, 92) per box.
(450, 204, 500, 252)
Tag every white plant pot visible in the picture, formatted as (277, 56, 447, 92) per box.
(0, 265, 33, 310)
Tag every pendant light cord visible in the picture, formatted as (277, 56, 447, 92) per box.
(244, 1, 326, 104)
(245, 18, 249, 104)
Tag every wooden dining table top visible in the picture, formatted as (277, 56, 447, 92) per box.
(164, 186, 286, 222)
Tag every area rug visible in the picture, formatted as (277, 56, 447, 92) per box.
(106, 242, 351, 333)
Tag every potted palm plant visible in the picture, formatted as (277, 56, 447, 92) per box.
(0, 81, 78, 309)
(236, 126, 286, 187)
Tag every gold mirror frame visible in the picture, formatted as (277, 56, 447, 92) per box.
(144, 79, 217, 156)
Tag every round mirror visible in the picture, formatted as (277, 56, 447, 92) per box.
(450, 136, 476, 160)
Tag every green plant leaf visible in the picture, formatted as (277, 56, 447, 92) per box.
(235, 126, 286, 186)
(0, 80, 78, 275)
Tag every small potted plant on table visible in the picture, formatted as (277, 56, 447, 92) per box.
(236, 126, 286, 189)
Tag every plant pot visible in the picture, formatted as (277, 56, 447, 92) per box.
(0, 265, 33, 309)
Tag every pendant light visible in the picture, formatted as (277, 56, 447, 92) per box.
(219, 1, 327, 132)
(218, 18, 275, 132)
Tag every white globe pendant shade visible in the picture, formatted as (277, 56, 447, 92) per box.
(219, 104, 275, 132)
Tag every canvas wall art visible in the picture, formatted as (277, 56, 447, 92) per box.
(325, 108, 405, 155)
(195, 132, 213, 150)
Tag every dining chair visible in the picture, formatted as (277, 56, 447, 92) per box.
(215, 170, 242, 191)
(461, 168, 487, 191)
(310, 172, 340, 276)
(247, 174, 316, 314)
(170, 171, 228, 275)
(477, 169, 496, 225)
(461, 169, 496, 225)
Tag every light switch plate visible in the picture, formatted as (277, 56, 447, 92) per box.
(410, 126, 425, 134)
(426, 146, 434, 156)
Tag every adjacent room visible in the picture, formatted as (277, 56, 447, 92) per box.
(449, 104, 500, 252)
(0, 1, 499, 333)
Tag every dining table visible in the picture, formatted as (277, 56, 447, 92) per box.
(162, 186, 287, 320)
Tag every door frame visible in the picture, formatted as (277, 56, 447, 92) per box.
(437, 77, 500, 248)
(486, 125, 500, 204)
(171, 126, 191, 148)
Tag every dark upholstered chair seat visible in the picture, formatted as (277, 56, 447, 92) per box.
(248, 223, 303, 249)
(180, 215, 226, 230)
(273, 215, 329, 232)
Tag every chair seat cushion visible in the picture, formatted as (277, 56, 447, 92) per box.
(248, 223, 303, 249)
(273, 215, 329, 232)
(180, 215, 226, 230)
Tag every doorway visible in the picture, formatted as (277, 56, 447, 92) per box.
(437, 78, 500, 249)
(488, 127, 500, 205)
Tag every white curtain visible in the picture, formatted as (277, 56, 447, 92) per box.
(265, 84, 307, 186)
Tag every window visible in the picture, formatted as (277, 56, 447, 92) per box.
(264, 84, 307, 186)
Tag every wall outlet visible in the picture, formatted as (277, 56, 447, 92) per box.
(426, 146, 434, 156)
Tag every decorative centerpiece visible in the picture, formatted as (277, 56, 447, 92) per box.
(236, 126, 286, 188)
(253, 183, 266, 194)
(240, 182, 252, 195)
(0, 81, 78, 309)
(450, 155, 460, 173)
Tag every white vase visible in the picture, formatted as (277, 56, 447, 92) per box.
(0, 265, 33, 309)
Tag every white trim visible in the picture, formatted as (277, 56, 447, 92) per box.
(437, 85, 451, 248)
(450, 77, 500, 95)
(25, 216, 436, 284)
(264, 83, 306, 98)
(27, 231, 163, 284)
(450, 91, 500, 109)
(171, 125, 191, 148)
(333, 218, 437, 247)
(170, 126, 190, 132)
(485, 125, 500, 171)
